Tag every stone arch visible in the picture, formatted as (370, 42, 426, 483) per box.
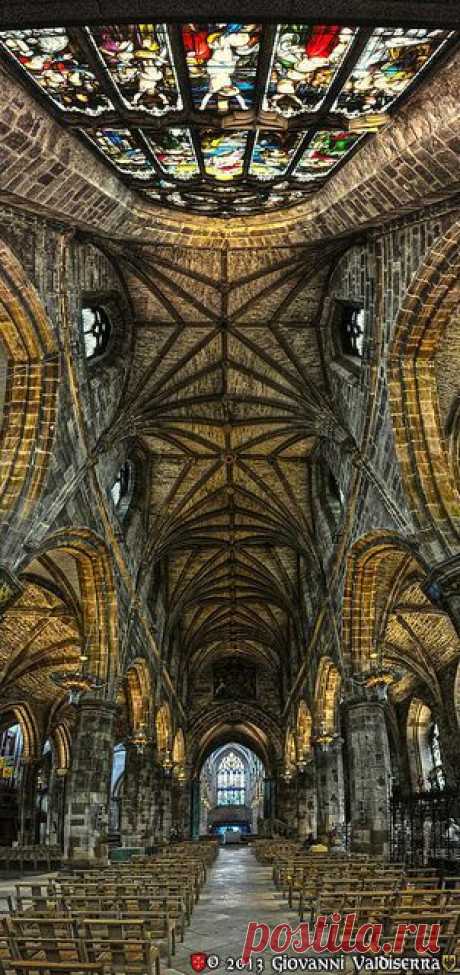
(406, 697, 443, 791)
(126, 658, 153, 731)
(342, 531, 428, 675)
(28, 528, 118, 686)
(455, 659, 460, 730)
(314, 657, 342, 736)
(156, 702, 172, 755)
(49, 722, 72, 773)
(388, 219, 460, 554)
(0, 240, 58, 522)
(0, 701, 41, 760)
(285, 728, 297, 769)
(296, 700, 313, 759)
(172, 727, 185, 766)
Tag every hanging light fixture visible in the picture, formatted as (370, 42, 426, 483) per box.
(313, 722, 338, 751)
(162, 748, 174, 777)
(129, 722, 151, 755)
(51, 653, 105, 706)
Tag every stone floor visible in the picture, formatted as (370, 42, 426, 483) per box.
(167, 845, 299, 974)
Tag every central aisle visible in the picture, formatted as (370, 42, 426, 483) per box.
(169, 846, 299, 974)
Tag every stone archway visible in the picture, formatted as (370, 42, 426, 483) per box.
(0, 240, 58, 529)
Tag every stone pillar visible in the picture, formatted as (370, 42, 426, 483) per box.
(277, 776, 298, 834)
(345, 697, 392, 855)
(47, 768, 68, 849)
(171, 775, 191, 839)
(120, 744, 158, 849)
(315, 737, 345, 843)
(64, 699, 117, 862)
(18, 758, 41, 845)
(296, 762, 317, 839)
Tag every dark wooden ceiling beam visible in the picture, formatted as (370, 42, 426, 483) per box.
(2, 1, 456, 29)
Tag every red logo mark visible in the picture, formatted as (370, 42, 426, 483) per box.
(191, 953, 208, 972)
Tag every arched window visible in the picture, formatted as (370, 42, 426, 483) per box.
(110, 460, 135, 518)
(81, 304, 112, 361)
(0, 723, 23, 787)
(109, 742, 126, 834)
(336, 302, 365, 360)
(217, 751, 246, 806)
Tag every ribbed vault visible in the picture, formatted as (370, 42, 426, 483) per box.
(96, 236, 352, 682)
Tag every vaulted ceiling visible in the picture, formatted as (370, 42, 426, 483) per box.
(96, 236, 353, 679)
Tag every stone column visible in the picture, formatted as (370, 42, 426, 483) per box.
(64, 699, 117, 863)
(315, 737, 345, 843)
(277, 776, 298, 834)
(171, 774, 191, 839)
(47, 768, 68, 849)
(296, 762, 317, 839)
(345, 696, 392, 855)
(120, 744, 158, 849)
(18, 758, 41, 845)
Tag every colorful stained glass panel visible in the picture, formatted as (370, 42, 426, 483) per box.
(145, 129, 199, 180)
(294, 129, 362, 179)
(250, 130, 305, 179)
(264, 25, 356, 117)
(0, 28, 112, 114)
(90, 24, 181, 114)
(83, 128, 156, 178)
(182, 23, 262, 112)
(334, 28, 449, 117)
(201, 131, 247, 180)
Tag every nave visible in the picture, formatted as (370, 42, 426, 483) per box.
(0, 0, 460, 966)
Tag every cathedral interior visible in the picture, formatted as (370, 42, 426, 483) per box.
(0, 0, 459, 970)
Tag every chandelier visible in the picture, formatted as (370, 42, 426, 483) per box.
(162, 748, 174, 777)
(51, 654, 104, 705)
(128, 722, 151, 755)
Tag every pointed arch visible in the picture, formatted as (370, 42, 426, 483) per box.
(126, 658, 153, 731)
(0, 701, 40, 760)
(156, 702, 172, 755)
(172, 727, 185, 766)
(0, 240, 58, 521)
(314, 657, 342, 736)
(296, 700, 313, 759)
(388, 219, 460, 554)
(342, 531, 427, 674)
(30, 528, 118, 685)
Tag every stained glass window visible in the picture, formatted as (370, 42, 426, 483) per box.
(265, 25, 356, 117)
(217, 751, 246, 806)
(91, 24, 181, 115)
(0, 20, 455, 217)
(0, 28, 112, 114)
(82, 128, 157, 178)
(183, 23, 262, 113)
(294, 129, 362, 180)
(333, 28, 447, 117)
